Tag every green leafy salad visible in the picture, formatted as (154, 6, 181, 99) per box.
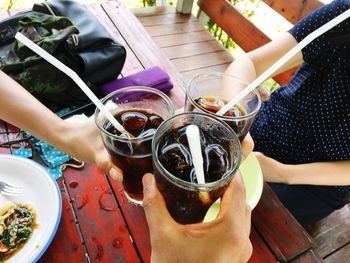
(0, 202, 36, 262)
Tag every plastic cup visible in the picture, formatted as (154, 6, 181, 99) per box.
(185, 72, 262, 141)
(95, 87, 174, 206)
(152, 112, 242, 224)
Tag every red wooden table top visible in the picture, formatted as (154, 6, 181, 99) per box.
(0, 1, 323, 262)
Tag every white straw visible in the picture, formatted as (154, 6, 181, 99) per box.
(186, 125, 205, 184)
(15, 32, 126, 133)
(217, 8, 350, 116)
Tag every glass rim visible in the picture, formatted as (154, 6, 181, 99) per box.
(94, 86, 175, 142)
(187, 72, 262, 121)
(152, 112, 242, 189)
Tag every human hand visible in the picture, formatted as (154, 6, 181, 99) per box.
(62, 118, 123, 181)
(257, 86, 270, 102)
(142, 173, 252, 263)
(254, 152, 287, 183)
(241, 133, 254, 161)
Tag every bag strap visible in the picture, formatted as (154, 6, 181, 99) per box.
(42, 2, 79, 47)
(43, 2, 56, 16)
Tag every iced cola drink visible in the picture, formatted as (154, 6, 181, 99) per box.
(103, 109, 163, 202)
(185, 73, 261, 141)
(152, 112, 242, 224)
(95, 87, 174, 206)
(193, 96, 247, 141)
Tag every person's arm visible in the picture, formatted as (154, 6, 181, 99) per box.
(226, 0, 350, 88)
(225, 32, 304, 85)
(255, 152, 350, 186)
(0, 70, 122, 180)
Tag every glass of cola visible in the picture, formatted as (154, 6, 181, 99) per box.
(95, 86, 174, 206)
(152, 112, 242, 224)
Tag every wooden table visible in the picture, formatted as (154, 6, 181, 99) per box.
(0, 1, 323, 262)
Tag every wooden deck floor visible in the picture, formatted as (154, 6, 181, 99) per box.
(132, 6, 233, 83)
(132, 5, 350, 262)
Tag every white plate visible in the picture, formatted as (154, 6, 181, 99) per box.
(0, 154, 62, 262)
(204, 153, 264, 222)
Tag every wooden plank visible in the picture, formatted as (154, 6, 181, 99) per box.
(153, 30, 215, 48)
(108, 179, 152, 262)
(172, 51, 233, 72)
(145, 21, 205, 37)
(176, 0, 195, 14)
(39, 179, 87, 263)
(0, 10, 10, 19)
(198, 0, 270, 52)
(181, 63, 231, 82)
(85, 4, 144, 77)
(306, 204, 350, 258)
(63, 165, 140, 262)
(249, 226, 276, 263)
(262, 0, 323, 25)
(163, 40, 225, 59)
(137, 13, 194, 26)
(252, 184, 315, 262)
(102, 1, 186, 109)
(289, 249, 324, 263)
(131, 6, 175, 17)
(324, 242, 350, 263)
(197, 0, 295, 85)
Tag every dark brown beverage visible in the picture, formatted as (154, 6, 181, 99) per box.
(103, 109, 163, 202)
(153, 115, 241, 224)
(192, 96, 248, 141)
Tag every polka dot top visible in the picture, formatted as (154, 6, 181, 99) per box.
(250, 0, 350, 192)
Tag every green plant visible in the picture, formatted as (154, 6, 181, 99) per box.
(143, 0, 156, 6)
(135, 0, 175, 7)
(8, 0, 13, 11)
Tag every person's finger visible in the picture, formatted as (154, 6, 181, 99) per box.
(95, 150, 123, 181)
(257, 85, 270, 101)
(254, 151, 264, 159)
(245, 202, 252, 235)
(142, 173, 176, 234)
(108, 166, 123, 181)
(218, 172, 247, 221)
(242, 239, 253, 262)
(241, 133, 254, 161)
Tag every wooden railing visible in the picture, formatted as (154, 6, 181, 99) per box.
(177, 0, 324, 85)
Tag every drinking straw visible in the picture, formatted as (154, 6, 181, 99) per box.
(186, 125, 206, 184)
(217, 9, 350, 116)
(15, 32, 127, 134)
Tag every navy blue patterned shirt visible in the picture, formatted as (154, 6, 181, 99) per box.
(250, 0, 350, 191)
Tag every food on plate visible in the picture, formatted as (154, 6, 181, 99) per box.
(0, 201, 36, 261)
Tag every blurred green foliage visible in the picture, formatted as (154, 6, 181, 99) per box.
(122, 0, 175, 8)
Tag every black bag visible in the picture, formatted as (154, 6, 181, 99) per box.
(0, 0, 126, 111)
(33, 0, 127, 85)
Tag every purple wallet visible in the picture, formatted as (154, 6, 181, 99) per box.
(100, 66, 173, 96)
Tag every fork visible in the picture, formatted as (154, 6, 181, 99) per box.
(0, 182, 23, 196)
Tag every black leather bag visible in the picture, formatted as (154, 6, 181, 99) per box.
(33, 0, 127, 85)
(0, 0, 126, 111)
